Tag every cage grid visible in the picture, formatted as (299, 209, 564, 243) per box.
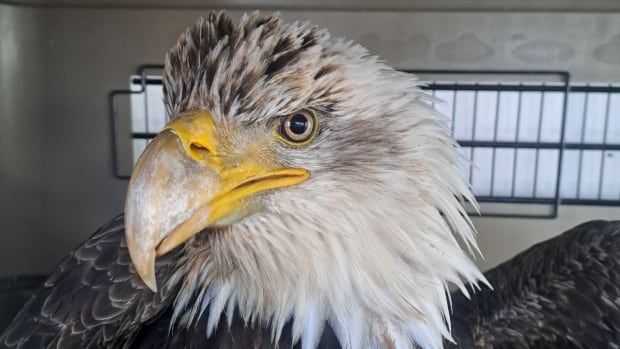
(110, 66, 620, 218)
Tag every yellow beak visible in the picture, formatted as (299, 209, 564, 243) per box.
(125, 111, 309, 291)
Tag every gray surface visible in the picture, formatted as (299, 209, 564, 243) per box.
(0, 5, 46, 276)
(2, 0, 620, 12)
(0, 4, 619, 277)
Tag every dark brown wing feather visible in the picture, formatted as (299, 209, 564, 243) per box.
(449, 220, 620, 349)
(5, 216, 618, 348)
(0, 216, 342, 349)
(0, 215, 181, 348)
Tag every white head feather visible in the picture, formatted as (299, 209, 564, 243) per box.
(163, 11, 487, 349)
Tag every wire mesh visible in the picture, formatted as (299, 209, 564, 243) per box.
(110, 67, 620, 218)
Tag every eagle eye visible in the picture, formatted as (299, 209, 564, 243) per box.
(278, 109, 317, 145)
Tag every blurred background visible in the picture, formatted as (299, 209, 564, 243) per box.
(1, 0, 619, 282)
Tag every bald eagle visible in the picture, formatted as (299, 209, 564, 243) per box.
(2, 12, 619, 349)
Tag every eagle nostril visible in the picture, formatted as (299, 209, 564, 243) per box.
(189, 142, 211, 161)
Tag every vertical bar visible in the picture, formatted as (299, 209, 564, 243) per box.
(553, 74, 570, 217)
(469, 88, 479, 185)
(431, 82, 436, 110)
(109, 92, 121, 178)
(141, 70, 150, 138)
(489, 88, 501, 196)
(576, 86, 590, 199)
(510, 86, 524, 197)
(532, 87, 546, 198)
(597, 86, 612, 200)
(451, 90, 458, 138)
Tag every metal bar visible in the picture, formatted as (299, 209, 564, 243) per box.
(252, 137, 602, 150)
(553, 77, 571, 216)
(471, 198, 620, 206)
(450, 90, 457, 138)
(422, 84, 565, 92)
(576, 89, 590, 200)
(134, 133, 620, 147)
(474, 197, 620, 207)
(489, 89, 501, 196)
(458, 141, 620, 150)
(131, 76, 620, 93)
(430, 83, 436, 109)
(109, 64, 164, 179)
(511, 87, 523, 198)
(406, 69, 570, 78)
(133, 70, 613, 93)
(142, 68, 150, 145)
(561, 198, 620, 206)
(469, 88, 479, 185)
(453, 141, 620, 151)
(133, 70, 614, 93)
(108, 91, 129, 179)
(126, 78, 618, 94)
(570, 85, 620, 93)
(423, 84, 620, 93)
(479, 212, 558, 219)
(597, 87, 612, 200)
(132, 132, 158, 139)
(532, 90, 546, 198)
(131, 77, 163, 85)
(475, 196, 556, 204)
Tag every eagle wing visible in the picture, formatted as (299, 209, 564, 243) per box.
(0, 216, 342, 349)
(449, 220, 620, 348)
(5, 216, 619, 348)
(0, 215, 179, 348)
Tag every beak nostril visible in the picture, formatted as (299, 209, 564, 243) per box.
(189, 142, 211, 161)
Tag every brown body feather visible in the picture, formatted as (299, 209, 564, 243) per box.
(448, 220, 620, 349)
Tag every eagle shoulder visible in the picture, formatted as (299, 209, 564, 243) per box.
(0, 215, 179, 348)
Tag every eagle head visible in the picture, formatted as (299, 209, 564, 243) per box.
(125, 11, 485, 349)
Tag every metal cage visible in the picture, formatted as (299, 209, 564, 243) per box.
(110, 67, 620, 218)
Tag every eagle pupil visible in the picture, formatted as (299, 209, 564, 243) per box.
(289, 114, 308, 135)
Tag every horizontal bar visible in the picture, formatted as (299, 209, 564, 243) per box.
(476, 197, 620, 206)
(478, 213, 556, 219)
(458, 140, 620, 151)
(564, 143, 620, 150)
(131, 80, 567, 91)
(422, 84, 567, 92)
(131, 77, 163, 85)
(426, 85, 620, 93)
(133, 133, 620, 151)
(404, 69, 570, 79)
(128, 80, 620, 94)
(130, 73, 618, 94)
(459, 141, 560, 149)
(472, 197, 619, 206)
(424, 84, 619, 93)
(561, 199, 620, 206)
(132, 132, 158, 139)
(476, 196, 557, 204)
(570, 86, 620, 93)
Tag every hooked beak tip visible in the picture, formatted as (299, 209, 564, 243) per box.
(126, 238, 158, 291)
